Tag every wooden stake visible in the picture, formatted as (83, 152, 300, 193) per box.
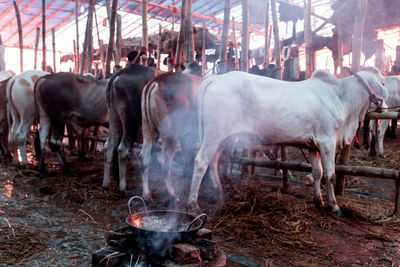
(52, 28, 56, 72)
(13, 1, 23, 73)
(336, 0, 368, 196)
(175, 0, 187, 70)
(34, 27, 40, 70)
(271, 0, 281, 77)
(241, 0, 249, 72)
(219, 0, 231, 74)
(142, 0, 148, 66)
(42, 0, 46, 71)
(75, 0, 79, 73)
(105, 0, 117, 78)
(264, 0, 270, 66)
(232, 16, 239, 70)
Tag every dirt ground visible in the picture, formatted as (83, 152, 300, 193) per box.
(1, 129, 400, 266)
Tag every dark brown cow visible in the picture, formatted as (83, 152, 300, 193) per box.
(102, 64, 162, 194)
(140, 72, 203, 202)
(34, 72, 108, 175)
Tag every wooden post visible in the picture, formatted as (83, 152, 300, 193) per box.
(171, 0, 175, 31)
(34, 27, 40, 70)
(157, 24, 161, 70)
(219, 0, 231, 74)
(337, 26, 344, 75)
(184, 0, 194, 65)
(232, 16, 239, 70)
(264, 0, 270, 66)
(304, 0, 312, 78)
(80, 6, 89, 74)
(75, 0, 79, 73)
(201, 22, 206, 75)
(42, 0, 46, 71)
(241, 0, 249, 72)
(175, 0, 187, 70)
(105, 0, 117, 78)
(271, 0, 281, 78)
(142, 0, 148, 66)
(115, 14, 122, 66)
(335, 0, 368, 196)
(52, 28, 56, 72)
(13, 1, 23, 73)
(375, 39, 384, 71)
(86, 0, 94, 74)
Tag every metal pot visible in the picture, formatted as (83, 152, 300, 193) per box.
(125, 196, 207, 261)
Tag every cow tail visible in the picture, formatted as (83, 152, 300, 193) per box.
(6, 77, 16, 134)
(197, 77, 213, 142)
(33, 76, 46, 160)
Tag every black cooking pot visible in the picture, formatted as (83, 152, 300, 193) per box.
(125, 196, 207, 262)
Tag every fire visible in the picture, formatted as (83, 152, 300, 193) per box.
(131, 217, 142, 227)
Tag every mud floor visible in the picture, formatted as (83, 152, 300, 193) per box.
(1, 130, 400, 266)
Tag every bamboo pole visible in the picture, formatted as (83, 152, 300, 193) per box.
(271, 0, 281, 78)
(184, 0, 194, 65)
(80, 10, 89, 74)
(175, 0, 187, 70)
(86, 0, 94, 73)
(115, 14, 121, 66)
(13, 1, 23, 73)
(52, 28, 56, 72)
(264, 0, 270, 66)
(42, 0, 46, 71)
(201, 23, 207, 75)
(336, 0, 368, 197)
(94, 7, 104, 72)
(105, 0, 118, 78)
(34, 27, 40, 70)
(241, 0, 249, 72)
(171, 0, 175, 31)
(142, 0, 148, 66)
(304, 0, 312, 78)
(157, 24, 161, 70)
(232, 16, 239, 70)
(219, 0, 231, 74)
(75, 0, 79, 73)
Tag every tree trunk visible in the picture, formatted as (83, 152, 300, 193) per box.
(219, 0, 231, 74)
(13, 1, 23, 73)
(264, 0, 270, 66)
(142, 0, 148, 66)
(105, 0, 118, 78)
(75, 0, 79, 73)
(175, 0, 187, 70)
(42, 0, 46, 71)
(241, 0, 249, 72)
(336, 0, 368, 196)
(34, 27, 40, 70)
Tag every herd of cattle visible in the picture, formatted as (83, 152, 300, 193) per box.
(0, 63, 399, 216)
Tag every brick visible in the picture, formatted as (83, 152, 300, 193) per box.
(171, 243, 202, 264)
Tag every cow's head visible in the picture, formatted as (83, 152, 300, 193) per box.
(358, 66, 388, 112)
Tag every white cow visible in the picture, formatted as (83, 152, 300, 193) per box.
(369, 76, 400, 158)
(188, 66, 387, 215)
(0, 71, 15, 160)
(6, 70, 48, 167)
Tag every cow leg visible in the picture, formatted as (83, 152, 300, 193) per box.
(377, 119, 390, 158)
(179, 132, 197, 180)
(319, 143, 341, 215)
(117, 135, 134, 195)
(89, 126, 99, 153)
(208, 147, 225, 202)
(66, 124, 77, 155)
(38, 117, 51, 176)
(77, 128, 89, 161)
(103, 128, 121, 189)
(309, 151, 324, 208)
(139, 137, 154, 201)
(363, 119, 370, 149)
(188, 141, 220, 211)
(9, 108, 20, 166)
(159, 137, 179, 202)
(15, 115, 35, 168)
(368, 119, 377, 157)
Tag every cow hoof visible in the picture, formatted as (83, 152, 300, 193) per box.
(188, 202, 202, 213)
(379, 154, 385, 159)
(332, 209, 343, 217)
(313, 199, 324, 209)
(353, 142, 360, 149)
